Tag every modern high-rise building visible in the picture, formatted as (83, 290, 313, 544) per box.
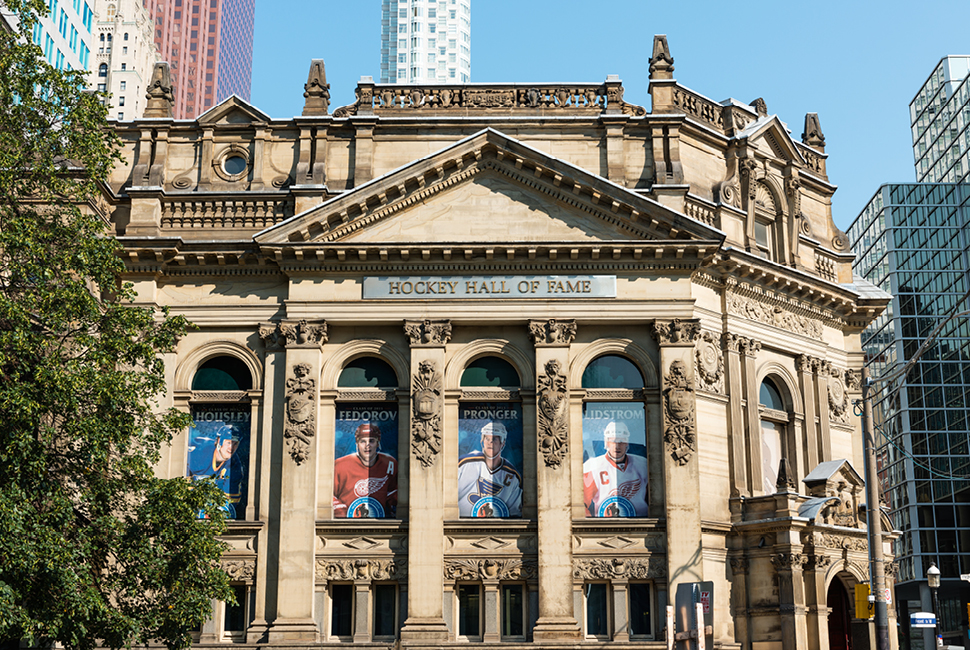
(851, 55, 970, 648)
(6, 0, 95, 72)
(380, 0, 470, 85)
(87, 0, 159, 122)
(144, 0, 254, 119)
(911, 56, 970, 184)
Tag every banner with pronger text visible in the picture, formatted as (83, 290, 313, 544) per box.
(458, 402, 523, 518)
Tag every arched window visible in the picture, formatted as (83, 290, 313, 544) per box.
(123, 32, 129, 40)
(759, 377, 791, 494)
(99, 33, 104, 41)
(106, 4, 116, 19)
(753, 182, 782, 262)
(98, 63, 107, 77)
(106, 33, 112, 41)
(186, 355, 254, 521)
(581, 355, 649, 518)
(458, 356, 522, 519)
(333, 357, 399, 519)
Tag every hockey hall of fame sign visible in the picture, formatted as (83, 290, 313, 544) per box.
(581, 402, 649, 518)
(363, 275, 617, 299)
(333, 403, 400, 518)
(458, 402, 523, 518)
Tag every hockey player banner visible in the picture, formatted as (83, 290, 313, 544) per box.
(458, 402, 523, 518)
(582, 402, 648, 518)
(187, 404, 251, 519)
(333, 403, 399, 518)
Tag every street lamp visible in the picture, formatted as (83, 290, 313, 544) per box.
(927, 562, 941, 647)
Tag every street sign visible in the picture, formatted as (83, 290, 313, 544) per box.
(911, 612, 937, 628)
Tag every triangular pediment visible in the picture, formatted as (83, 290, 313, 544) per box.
(802, 459, 863, 497)
(736, 116, 805, 165)
(197, 95, 271, 125)
(256, 129, 724, 246)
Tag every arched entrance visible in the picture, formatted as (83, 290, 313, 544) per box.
(827, 579, 853, 650)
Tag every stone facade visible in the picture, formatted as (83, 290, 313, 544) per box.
(104, 37, 895, 649)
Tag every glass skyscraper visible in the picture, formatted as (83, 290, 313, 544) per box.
(911, 56, 970, 185)
(849, 183, 970, 646)
(380, 0, 471, 84)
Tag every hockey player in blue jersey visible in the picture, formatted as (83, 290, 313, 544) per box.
(457, 421, 522, 517)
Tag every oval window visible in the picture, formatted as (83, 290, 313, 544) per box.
(223, 155, 247, 176)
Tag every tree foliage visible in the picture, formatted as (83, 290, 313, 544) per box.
(0, 3, 232, 648)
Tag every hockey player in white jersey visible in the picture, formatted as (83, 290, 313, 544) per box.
(583, 421, 649, 517)
(458, 421, 522, 517)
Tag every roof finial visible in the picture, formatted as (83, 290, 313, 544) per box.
(802, 113, 825, 152)
(302, 59, 331, 116)
(143, 62, 174, 119)
(648, 35, 674, 80)
(776, 457, 797, 492)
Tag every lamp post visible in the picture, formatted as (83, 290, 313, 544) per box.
(928, 561, 941, 647)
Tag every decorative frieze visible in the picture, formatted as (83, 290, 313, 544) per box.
(726, 292, 823, 338)
(662, 359, 696, 465)
(410, 360, 443, 468)
(221, 559, 256, 581)
(695, 330, 724, 394)
(284, 362, 316, 465)
(573, 557, 666, 581)
(528, 319, 577, 347)
(444, 558, 538, 582)
(315, 558, 408, 583)
(816, 534, 867, 552)
(536, 360, 569, 468)
(404, 319, 453, 347)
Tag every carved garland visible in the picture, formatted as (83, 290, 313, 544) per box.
(536, 359, 569, 468)
(315, 558, 408, 583)
(284, 362, 316, 465)
(662, 358, 696, 465)
(411, 360, 443, 467)
(573, 557, 666, 580)
(828, 367, 850, 425)
(444, 558, 538, 582)
(694, 331, 724, 394)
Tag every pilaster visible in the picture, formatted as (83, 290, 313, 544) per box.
(400, 319, 451, 644)
(797, 355, 819, 472)
(741, 337, 764, 493)
(724, 333, 748, 498)
(814, 359, 833, 462)
(651, 319, 703, 592)
(265, 320, 328, 642)
(770, 552, 809, 650)
(528, 319, 581, 642)
(352, 116, 378, 187)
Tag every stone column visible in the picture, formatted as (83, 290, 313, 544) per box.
(724, 333, 749, 498)
(250, 126, 266, 191)
(528, 319, 581, 642)
(651, 319, 703, 591)
(797, 355, 820, 472)
(804, 554, 833, 650)
(771, 552, 809, 650)
(265, 319, 328, 642)
(611, 580, 630, 642)
(814, 360, 833, 462)
(400, 319, 452, 644)
(482, 580, 500, 643)
(741, 338, 764, 493)
(353, 581, 370, 643)
(729, 557, 750, 649)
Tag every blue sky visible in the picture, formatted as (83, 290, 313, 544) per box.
(251, 0, 970, 231)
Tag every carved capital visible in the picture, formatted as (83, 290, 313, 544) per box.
(770, 552, 807, 572)
(662, 358, 695, 465)
(259, 321, 285, 350)
(805, 554, 833, 572)
(723, 332, 744, 353)
(221, 559, 255, 582)
(651, 318, 701, 345)
(845, 369, 862, 391)
(411, 359, 443, 467)
(536, 359, 569, 469)
(573, 557, 666, 581)
(405, 319, 452, 347)
(796, 354, 814, 373)
(739, 337, 762, 358)
(729, 557, 749, 576)
(284, 362, 316, 464)
(279, 319, 328, 348)
(528, 319, 577, 347)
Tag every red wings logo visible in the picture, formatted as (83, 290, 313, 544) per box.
(611, 479, 641, 499)
(355, 476, 389, 497)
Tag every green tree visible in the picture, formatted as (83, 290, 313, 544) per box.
(0, 2, 232, 649)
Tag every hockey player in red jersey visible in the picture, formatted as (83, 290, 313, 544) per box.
(583, 421, 648, 517)
(333, 422, 398, 518)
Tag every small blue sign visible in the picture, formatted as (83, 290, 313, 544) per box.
(910, 612, 937, 628)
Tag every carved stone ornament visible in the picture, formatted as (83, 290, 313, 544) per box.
(726, 293, 823, 338)
(729, 558, 749, 576)
(651, 318, 701, 345)
(694, 331, 724, 393)
(284, 362, 316, 464)
(662, 359, 696, 465)
(528, 319, 577, 347)
(258, 321, 285, 350)
(818, 534, 868, 552)
(806, 554, 834, 572)
(536, 359, 569, 469)
(411, 360, 442, 467)
(315, 558, 407, 583)
(845, 370, 862, 391)
(404, 319, 453, 347)
(221, 559, 255, 581)
(444, 558, 538, 582)
(828, 369, 850, 425)
(573, 557, 666, 580)
(279, 319, 328, 348)
(769, 552, 807, 572)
